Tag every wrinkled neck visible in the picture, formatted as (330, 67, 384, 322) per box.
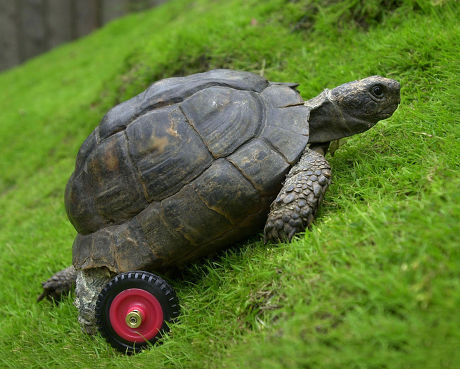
(306, 90, 353, 144)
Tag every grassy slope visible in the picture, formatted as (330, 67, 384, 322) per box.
(0, 0, 459, 368)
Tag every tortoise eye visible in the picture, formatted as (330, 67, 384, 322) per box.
(371, 84, 384, 98)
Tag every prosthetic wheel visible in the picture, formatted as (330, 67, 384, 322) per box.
(95, 271, 180, 353)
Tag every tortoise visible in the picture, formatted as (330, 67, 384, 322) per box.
(39, 69, 400, 352)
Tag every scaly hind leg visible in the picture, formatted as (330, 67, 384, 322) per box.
(264, 147, 331, 242)
(74, 268, 113, 334)
(37, 265, 77, 302)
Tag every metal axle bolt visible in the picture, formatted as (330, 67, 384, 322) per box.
(125, 310, 142, 328)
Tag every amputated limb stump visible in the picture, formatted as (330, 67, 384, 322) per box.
(264, 148, 331, 242)
(74, 268, 113, 335)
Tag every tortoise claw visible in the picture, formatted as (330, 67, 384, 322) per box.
(263, 220, 299, 244)
(287, 227, 297, 242)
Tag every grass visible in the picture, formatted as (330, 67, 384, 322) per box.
(0, 0, 459, 367)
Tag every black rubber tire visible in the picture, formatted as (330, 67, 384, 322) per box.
(95, 271, 180, 354)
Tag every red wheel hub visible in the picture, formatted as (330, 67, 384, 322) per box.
(109, 288, 164, 342)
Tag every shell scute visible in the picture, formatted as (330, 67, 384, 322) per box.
(161, 185, 232, 246)
(180, 86, 262, 158)
(126, 106, 213, 202)
(192, 158, 262, 224)
(66, 131, 148, 234)
(228, 139, 290, 196)
(261, 84, 303, 108)
(97, 69, 268, 141)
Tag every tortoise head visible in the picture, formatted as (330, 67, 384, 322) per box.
(308, 76, 401, 143)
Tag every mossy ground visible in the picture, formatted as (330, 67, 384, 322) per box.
(0, 0, 459, 368)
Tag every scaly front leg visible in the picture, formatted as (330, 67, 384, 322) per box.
(264, 147, 331, 242)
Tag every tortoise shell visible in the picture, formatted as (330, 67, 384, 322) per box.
(67, 69, 309, 273)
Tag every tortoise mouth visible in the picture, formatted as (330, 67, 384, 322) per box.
(379, 103, 399, 119)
